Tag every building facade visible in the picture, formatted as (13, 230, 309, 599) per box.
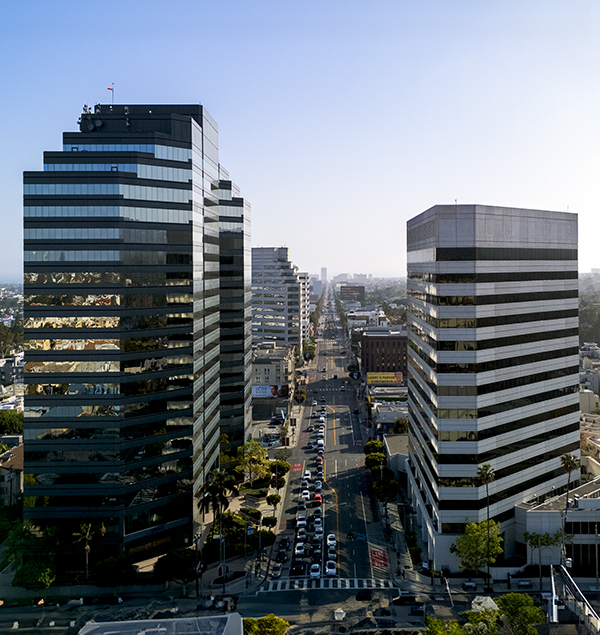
(217, 177, 252, 447)
(251, 247, 303, 350)
(340, 285, 365, 305)
(406, 204, 579, 570)
(361, 327, 407, 376)
(23, 104, 242, 557)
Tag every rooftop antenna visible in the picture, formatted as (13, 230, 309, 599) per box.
(107, 83, 114, 110)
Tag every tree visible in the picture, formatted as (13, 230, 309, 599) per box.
(365, 452, 386, 471)
(197, 469, 239, 520)
(373, 477, 399, 505)
(424, 616, 466, 635)
(477, 463, 495, 588)
(363, 440, 383, 455)
(392, 418, 409, 434)
(523, 531, 561, 591)
(561, 452, 579, 510)
(270, 460, 291, 477)
(0, 410, 23, 434)
(496, 593, 545, 635)
(266, 494, 281, 516)
(262, 516, 277, 529)
(236, 440, 270, 484)
(72, 522, 95, 580)
(154, 547, 200, 596)
(12, 560, 55, 591)
(273, 448, 292, 462)
(450, 520, 503, 574)
(243, 613, 290, 635)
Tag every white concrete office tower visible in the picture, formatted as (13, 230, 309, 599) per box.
(299, 271, 311, 343)
(406, 205, 579, 571)
(252, 247, 303, 350)
(321, 267, 327, 282)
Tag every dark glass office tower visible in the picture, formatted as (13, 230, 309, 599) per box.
(217, 176, 252, 447)
(23, 104, 225, 557)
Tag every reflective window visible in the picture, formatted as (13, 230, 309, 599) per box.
(24, 206, 192, 223)
(24, 316, 119, 329)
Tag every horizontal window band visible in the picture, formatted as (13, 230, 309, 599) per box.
(408, 271, 578, 283)
(435, 247, 577, 261)
(407, 288, 578, 306)
(408, 306, 578, 329)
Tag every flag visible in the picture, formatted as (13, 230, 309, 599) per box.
(107, 87, 113, 91)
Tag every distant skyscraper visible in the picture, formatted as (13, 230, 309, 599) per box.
(217, 175, 252, 447)
(321, 267, 327, 282)
(406, 204, 579, 570)
(23, 104, 247, 557)
(252, 247, 304, 350)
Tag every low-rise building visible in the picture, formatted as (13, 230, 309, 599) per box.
(361, 327, 408, 377)
(252, 344, 295, 420)
(0, 445, 23, 506)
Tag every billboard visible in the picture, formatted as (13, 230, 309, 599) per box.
(252, 385, 289, 398)
(366, 372, 403, 385)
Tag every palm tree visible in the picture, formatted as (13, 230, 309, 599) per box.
(72, 523, 95, 580)
(197, 469, 239, 521)
(477, 463, 495, 589)
(561, 453, 579, 510)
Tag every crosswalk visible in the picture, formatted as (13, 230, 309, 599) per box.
(257, 577, 395, 593)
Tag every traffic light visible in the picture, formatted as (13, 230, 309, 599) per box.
(347, 531, 354, 540)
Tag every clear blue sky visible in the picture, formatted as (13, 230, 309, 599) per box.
(1, 0, 598, 281)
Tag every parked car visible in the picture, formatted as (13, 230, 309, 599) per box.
(462, 581, 476, 592)
(517, 580, 533, 589)
(306, 442, 314, 449)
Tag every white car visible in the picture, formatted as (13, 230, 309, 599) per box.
(340, 385, 345, 391)
(313, 506, 323, 517)
(327, 546, 337, 561)
(314, 516, 323, 529)
(272, 562, 283, 579)
(304, 470, 311, 481)
(302, 489, 310, 500)
(315, 526, 324, 538)
(294, 542, 305, 556)
(296, 514, 307, 527)
(326, 560, 337, 576)
(327, 534, 337, 548)
(312, 400, 318, 406)
(310, 563, 321, 579)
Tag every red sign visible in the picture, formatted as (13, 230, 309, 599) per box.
(370, 549, 388, 568)
(290, 463, 303, 472)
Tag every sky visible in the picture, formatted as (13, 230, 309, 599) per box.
(1, 0, 599, 282)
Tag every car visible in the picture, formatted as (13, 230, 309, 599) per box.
(290, 563, 305, 577)
(317, 439, 324, 449)
(410, 604, 425, 616)
(313, 506, 323, 517)
(327, 534, 337, 548)
(310, 563, 321, 579)
(462, 581, 477, 592)
(340, 385, 345, 391)
(319, 417, 325, 424)
(316, 470, 324, 480)
(312, 400, 318, 406)
(304, 470, 311, 480)
(317, 432, 324, 440)
(315, 457, 323, 466)
(327, 546, 337, 561)
(275, 550, 288, 563)
(272, 562, 283, 579)
(314, 493, 323, 504)
(312, 411, 319, 418)
(301, 479, 309, 490)
(307, 425, 315, 432)
(314, 480, 323, 492)
(314, 516, 323, 529)
(312, 550, 322, 564)
(297, 502, 307, 513)
(296, 527, 307, 541)
(322, 367, 326, 372)
(517, 579, 533, 589)
(294, 543, 305, 556)
(317, 448, 324, 456)
(314, 525, 324, 537)
(321, 397, 326, 402)
(296, 514, 307, 527)
(302, 489, 310, 500)
(326, 560, 337, 576)
(280, 536, 290, 549)
(306, 442, 314, 449)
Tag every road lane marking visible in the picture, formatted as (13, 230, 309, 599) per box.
(328, 482, 340, 578)
(360, 490, 374, 579)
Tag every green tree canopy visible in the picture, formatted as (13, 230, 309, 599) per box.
(236, 440, 270, 483)
(496, 593, 545, 635)
(153, 547, 200, 595)
(197, 469, 239, 519)
(365, 452, 386, 471)
(0, 410, 23, 434)
(373, 476, 399, 504)
(450, 520, 503, 572)
(243, 613, 290, 635)
(12, 560, 55, 591)
(363, 440, 383, 455)
(270, 460, 291, 476)
(392, 418, 409, 433)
